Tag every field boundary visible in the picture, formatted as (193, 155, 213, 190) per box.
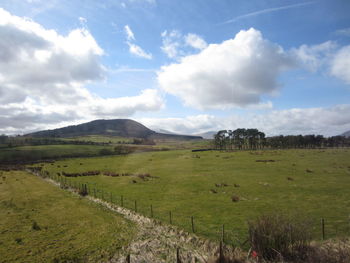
(26, 169, 243, 262)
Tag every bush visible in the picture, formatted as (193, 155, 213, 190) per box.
(248, 213, 312, 261)
(306, 239, 350, 263)
(99, 148, 113, 155)
(78, 184, 88, 196)
(31, 221, 41, 231)
(114, 145, 134, 155)
(231, 195, 240, 202)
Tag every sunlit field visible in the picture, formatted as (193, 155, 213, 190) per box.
(40, 148, 350, 244)
(0, 171, 135, 262)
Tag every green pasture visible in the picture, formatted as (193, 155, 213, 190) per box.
(41, 148, 350, 244)
(0, 144, 114, 163)
(40, 149, 350, 245)
(0, 171, 135, 263)
(63, 135, 133, 144)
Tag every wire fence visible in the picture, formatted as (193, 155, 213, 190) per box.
(37, 170, 350, 247)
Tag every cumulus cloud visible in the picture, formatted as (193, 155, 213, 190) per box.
(292, 41, 337, 71)
(161, 30, 207, 59)
(330, 45, 350, 84)
(158, 28, 294, 109)
(139, 105, 350, 137)
(0, 8, 163, 134)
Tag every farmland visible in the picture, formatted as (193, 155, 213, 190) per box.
(0, 170, 135, 263)
(39, 148, 350, 244)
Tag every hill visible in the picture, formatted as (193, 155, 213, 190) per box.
(25, 119, 202, 140)
(341, 130, 350, 137)
(195, 131, 217, 139)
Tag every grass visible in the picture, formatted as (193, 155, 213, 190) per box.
(40, 148, 350, 245)
(62, 135, 134, 144)
(0, 170, 135, 262)
(0, 144, 115, 163)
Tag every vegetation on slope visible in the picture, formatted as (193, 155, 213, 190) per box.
(0, 170, 135, 262)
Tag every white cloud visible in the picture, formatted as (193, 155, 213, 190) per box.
(0, 8, 163, 134)
(335, 27, 350, 37)
(158, 28, 294, 109)
(124, 24, 152, 59)
(161, 30, 207, 59)
(79, 16, 87, 25)
(184, 33, 207, 50)
(330, 45, 350, 84)
(139, 104, 350, 137)
(127, 42, 152, 59)
(124, 25, 135, 41)
(292, 41, 337, 71)
(161, 30, 182, 59)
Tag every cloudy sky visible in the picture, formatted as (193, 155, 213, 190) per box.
(0, 0, 350, 136)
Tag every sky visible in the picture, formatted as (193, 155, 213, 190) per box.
(0, 0, 350, 136)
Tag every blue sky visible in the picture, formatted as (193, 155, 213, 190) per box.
(0, 0, 350, 136)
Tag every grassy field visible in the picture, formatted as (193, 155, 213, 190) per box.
(40, 148, 350, 244)
(0, 170, 135, 263)
(63, 135, 134, 144)
(0, 144, 115, 163)
(0, 136, 211, 164)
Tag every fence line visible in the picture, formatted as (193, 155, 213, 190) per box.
(36, 169, 350, 246)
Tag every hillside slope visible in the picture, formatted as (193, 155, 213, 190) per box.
(341, 130, 350, 137)
(25, 119, 202, 140)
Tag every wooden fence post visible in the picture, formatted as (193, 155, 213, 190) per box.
(191, 216, 195, 233)
(150, 205, 153, 218)
(126, 254, 130, 263)
(219, 241, 223, 263)
(121, 195, 123, 207)
(134, 200, 137, 212)
(321, 218, 325, 240)
(176, 247, 180, 263)
(169, 211, 172, 224)
(222, 224, 225, 243)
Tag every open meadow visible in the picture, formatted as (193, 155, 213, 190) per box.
(39, 148, 350, 244)
(0, 170, 135, 263)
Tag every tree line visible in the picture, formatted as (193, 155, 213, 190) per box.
(213, 129, 350, 150)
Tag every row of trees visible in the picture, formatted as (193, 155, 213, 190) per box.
(214, 129, 266, 150)
(213, 129, 350, 150)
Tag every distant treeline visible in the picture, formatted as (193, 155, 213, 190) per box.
(213, 129, 350, 150)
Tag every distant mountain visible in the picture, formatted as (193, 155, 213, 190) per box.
(154, 129, 178, 135)
(25, 119, 202, 140)
(341, 130, 350, 137)
(195, 131, 217, 139)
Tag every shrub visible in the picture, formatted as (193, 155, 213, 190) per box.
(248, 213, 312, 261)
(231, 195, 240, 202)
(31, 221, 41, 231)
(114, 145, 134, 155)
(99, 148, 113, 155)
(78, 184, 88, 196)
(305, 239, 350, 263)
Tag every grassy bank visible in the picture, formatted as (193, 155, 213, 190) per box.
(0, 171, 135, 263)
